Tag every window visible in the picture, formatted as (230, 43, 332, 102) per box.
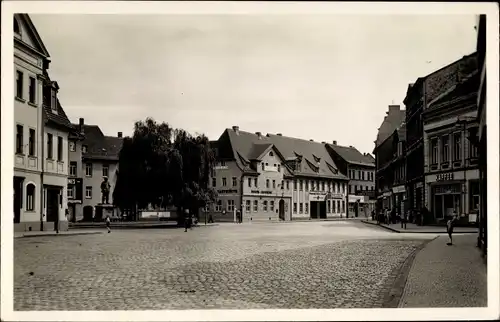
(342, 201, 345, 213)
(253, 200, 258, 212)
(263, 200, 268, 211)
(16, 71, 23, 99)
(67, 186, 74, 198)
(51, 90, 57, 111)
(26, 184, 35, 211)
(453, 133, 461, 161)
(47, 133, 53, 159)
(322, 182, 325, 191)
(286, 180, 289, 190)
(85, 163, 92, 177)
(272, 180, 276, 188)
(299, 180, 303, 190)
(215, 200, 222, 212)
(227, 200, 235, 212)
(469, 129, 479, 158)
(266, 179, 270, 188)
(69, 162, 77, 176)
(305, 203, 309, 214)
(212, 177, 217, 187)
(254, 178, 258, 187)
(441, 135, 449, 162)
(293, 202, 297, 213)
(82, 145, 88, 153)
(57, 136, 63, 161)
(294, 180, 297, 190)
(103, 165, 109, 177)
(246, 200, 251, 212)
(311, 181, 315, 191)
(270, 200, 275, 212)
(277, 164, 281, 172)
(333, 200, 336, 213)
(305, 180, 309, 191)
(281, 180, 284, 189)
(232, 177, 237, 187)
(362, 171, 365, 181)
(220, 161, 226, 167)
(327, 200, 331, 213)
(430, 138, 438, 164)
(28, 77, 36, 104)
(28, 129, 35, 156)
(16, 125, 23, 154)
(69, 141, 76, 152)
(269, 151, 274, 157)
(261, 163, 265, 171)
(299, 203, 303, 214)
(85, 186, 92, 199)
(222, 177, 227, 186)
(248, 178, 252, 187)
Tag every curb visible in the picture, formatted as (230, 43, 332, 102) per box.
(15, 232, 104, 239)
(382, 236, 439, 308)
(360, 220, 478, 234)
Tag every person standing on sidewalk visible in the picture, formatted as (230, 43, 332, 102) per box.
(446, 215, 458, 245)
(184, 209, 191, 232)
(105, 215, 111, 233)
(401, 211, 408, 229)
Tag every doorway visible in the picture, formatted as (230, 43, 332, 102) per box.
(434, 193, 460, 219)
(278, 199, 285, 221)
(46, 187, 60, 230)
(83, 206, 94, 222)
(310, 201, 327, 219)
(13, 177, 24, 223)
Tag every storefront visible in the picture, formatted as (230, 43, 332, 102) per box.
(392, 185, 406, 215)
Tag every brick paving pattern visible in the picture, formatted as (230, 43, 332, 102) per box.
(14, 221, 433, 310)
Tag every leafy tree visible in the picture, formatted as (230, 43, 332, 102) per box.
(113, 117, 217, 225)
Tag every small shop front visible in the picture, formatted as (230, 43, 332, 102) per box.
(392, 185, 406, 216)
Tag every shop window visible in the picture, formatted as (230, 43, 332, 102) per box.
(333, 200, 336, 213)
(270, 200, 275, 212)
(327, 200, 331, 213)
(263, 200, 268, 212)
(246, 200, 251, 212)
(299, 203, 303, 214)
(293, 202, 297, 213)
(253, 200, 258, 212)
(305, 203, 309, 214)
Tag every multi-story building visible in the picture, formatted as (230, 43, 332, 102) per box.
(422, 63, 480, 224)
(325, 142, 376, 217)
(373, 105, 406, 213)
(476, 14, 487, 256)
(67, 118, 123, 222)
(207, 126, 348, 222)
(405, 53, 478, 216)
(14, 14, 73, 232)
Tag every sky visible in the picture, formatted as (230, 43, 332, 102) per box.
(30, 14, 478, 154)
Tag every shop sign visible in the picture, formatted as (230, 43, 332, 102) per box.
(383, 191, 392, 197)
(217, 189, 238, 194)
(309, 191, 327, 196)
(250, 190, 273, 195)
(349, 195, 366, 203)
(330, 193, 344, 199)
(310, 194, 326, 201)
(392, 185, 406, 194)
(436, 172, 454, 182)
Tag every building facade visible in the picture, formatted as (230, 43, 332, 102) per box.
(373, 105, 406, 214)
(405, 53, 478, 219)
(14, 14, 73, 232)
(325, 142, 376, 217)
(422, 63, 480, 224)
(476, 14, 487, 256)
(67, 119, 123, 222)
(207, 127, 348, 222)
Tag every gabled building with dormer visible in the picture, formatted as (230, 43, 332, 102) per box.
(208, 126, 348, 222)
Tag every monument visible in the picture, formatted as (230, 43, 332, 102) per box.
(94, 177, 116, 221)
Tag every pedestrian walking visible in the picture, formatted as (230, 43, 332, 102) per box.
(184, 209, 190, 232)
(105, 215, 111, 233)
(401, 211, 408, 229)
(446, 215, 458, 245)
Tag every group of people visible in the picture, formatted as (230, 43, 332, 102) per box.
(376, 207, 408, 229)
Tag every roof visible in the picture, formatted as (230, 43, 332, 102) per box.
(396, 122, 406, 141)
(44, 98, 74, 131)
(15, 14, 50, 58)
(374, 109, 406, 148)
(224, 128, 347, 180)
(326, 144, 375, 167)
(427, 70, 480, 108)
(74, 124, 123, 161)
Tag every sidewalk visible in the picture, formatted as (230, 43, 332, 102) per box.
(14, 230, 103, 239)
(69, 221, 219, 229)
(361, 219, 478, 234)
(398, 234, 487, 307)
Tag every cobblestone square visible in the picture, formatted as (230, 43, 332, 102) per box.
(14, 221, 435, 310)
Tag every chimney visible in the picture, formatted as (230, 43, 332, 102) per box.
(255, 132, 262, 139)
(79, 118, 84, 134)
(232, 126, 239, 133)
(277, 133, 282, 136)
(117, 132, 123, 138)
(388, 105, 400, 113)
(309, 139, 314, 142)
(332, 140, 337, 145)
(321, 141, 326, 144)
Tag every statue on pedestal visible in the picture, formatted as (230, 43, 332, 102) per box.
(101, 177, 111, 204)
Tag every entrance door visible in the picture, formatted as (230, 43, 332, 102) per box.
(13, 177, 23, 223)
(83, 206, 94, 222)
(310, 202, 318, 219)
(46, 188, 60, 230)
(319, 201, 327, 219)
(278, 199, 285, 221)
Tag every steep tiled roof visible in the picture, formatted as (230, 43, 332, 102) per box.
(74, 124, 123, 161)
(44, 98, 74, 131)
(375, 108, 406, 148)
(224, 128, 347, 180)
(248, 143, 273, 161)
(427, 70, 480, 108)
(326, 144, 375, 167)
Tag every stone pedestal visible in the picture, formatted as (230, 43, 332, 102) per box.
(95, 204, 116, 222)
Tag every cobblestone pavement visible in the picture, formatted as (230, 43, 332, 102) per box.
(399, 234, 487, 308)
(14, 221, 434, 310)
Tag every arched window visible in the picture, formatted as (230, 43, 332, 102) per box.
(26, 183, 35, 211)
(14, 18, 20, 34)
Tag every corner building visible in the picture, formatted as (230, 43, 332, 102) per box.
(208, 127, 348, 222)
